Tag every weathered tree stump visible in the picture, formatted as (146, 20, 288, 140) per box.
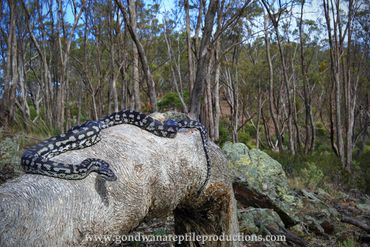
(0, 125, 240, 246)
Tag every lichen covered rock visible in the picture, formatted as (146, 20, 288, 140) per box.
(223, 142, 302, 226)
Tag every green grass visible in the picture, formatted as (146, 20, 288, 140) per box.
(267, 149, 369, 193)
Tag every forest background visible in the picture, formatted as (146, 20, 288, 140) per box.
(0, 0, 369, 192)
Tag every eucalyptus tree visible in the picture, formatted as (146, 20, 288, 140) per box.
(322, 0, 364, 171)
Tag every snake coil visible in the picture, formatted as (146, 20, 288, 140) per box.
(21, 110, 210, 193)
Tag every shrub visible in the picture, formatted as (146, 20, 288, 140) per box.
(301, 162, 324, 189)
(0, 137, 20, 168)
(217, 118, 230, 146)
(0, 129, 23, 182)
(338, 238, 356, 247)
(157, 91, 189, 111)
(238, 124, 257, 148)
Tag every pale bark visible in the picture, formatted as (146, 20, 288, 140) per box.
(190, 0, 218, 119)
(193, 0, 204, 60)
(344, 0, 356, 172)
(80, 12, 98, 120)
(2, 0, 18, 124)
(184, 0, 194, 94)
(115, 0, 157, 112)
(56, 0, 86, 130)
(120, 39, 129, 110)
(264, 13, 283, 151)
(16, 48, 30, 123)
(323, 0, 357, 171)
(261, 0, 295, 154)
(128, 0, 141, 111)
(205, 60, 215, 138)
(211, 0, 224, 142)
(22, 0, 53, 125)
(256, 84, 263, 149)
(323, 0, 344, 164)
(0, 125, 239, 246)
(213, 45, 221, 141)
(108, 1, 119, 113)
(224, 65, 239, 143)
(298, 0, 314, 153)
(163, 22, 188, 112)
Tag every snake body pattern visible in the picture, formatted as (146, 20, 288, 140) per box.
(21, 110, 210, 192)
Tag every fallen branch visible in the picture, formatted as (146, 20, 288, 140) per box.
(341, 216, 370, 233)
(266, 225, 308, 246)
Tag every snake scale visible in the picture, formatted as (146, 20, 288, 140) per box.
(21, 110, 210, 193)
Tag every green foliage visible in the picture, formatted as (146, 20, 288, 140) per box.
(217, 118, 230, 146)
(268, 146, 370, 193)
(356, 144, 370, 176)
(238, 131, 250, 146)
(153, 227, 167, 236)
(238, 124, 256, 148)
(0, 129, 23, 178)
(301, 162, 324, 189)
(14, 111, 59, 138)
(157, 91, 189, 111)
(128, 240, 141, 247)
(337, 238, 356, 247)
(314, 122, 332, 152)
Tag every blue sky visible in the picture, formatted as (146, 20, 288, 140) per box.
(64, 0, 324, 34)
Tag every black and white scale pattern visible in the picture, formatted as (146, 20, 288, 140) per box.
(21, 110, 210, 193)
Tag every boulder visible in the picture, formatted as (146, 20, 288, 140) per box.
(223, 142, 302, 227)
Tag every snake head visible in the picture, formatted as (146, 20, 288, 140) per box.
(163, 119, 178, 127)
(83, 120, 104, 130)
(84, 158, 117, 181)
(163, 119, 179, 137)
(98, 161, 117, 181)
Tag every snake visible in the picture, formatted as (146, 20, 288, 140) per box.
(21, 110, 210, 193)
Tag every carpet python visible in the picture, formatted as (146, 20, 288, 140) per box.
(21, 110, 210, 193)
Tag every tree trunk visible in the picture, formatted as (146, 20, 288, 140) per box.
(323, 0, 357, 172)
(298, 0, 314, 153)
(232, 70, 239, 143)
(128, 0, 141, 111)
(3, 0, 18, 125)
(256, 84, 263, 149)
(261, 0, 295, 154)
(264, 13, 283, 152)
(213, 45, 221, 142)
(344, 0, 356, 172)
(0, 125, 240, 246)
(224, 66, 239, 143)
(211, 1, 224, 142)
(16, 47, 30, 124)
(262, 106, 274, 148)
(119, 27, 129, 110)
(275, 25, 295, 155)
(115, 0, 157, 112)
(189, 0, 218, 119)
(108, 0, 119, 113)
(184, 0, 194, 94)
(163, 22, 188, 112)
(56, 0, 85, 130)
(205, 61, 215, 139)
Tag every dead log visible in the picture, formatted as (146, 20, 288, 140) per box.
(233, 180, 298, 227)
(265, 225, 308, 246)
(341, 216, 370, 233)
(0, 125, 240, 246)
